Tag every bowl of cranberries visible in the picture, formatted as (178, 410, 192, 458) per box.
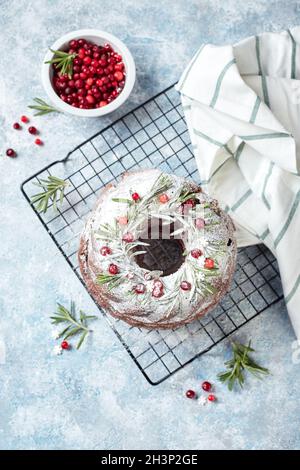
(42, 29, 135, 117)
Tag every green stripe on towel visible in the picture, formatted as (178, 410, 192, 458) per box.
(193, 129, 234, 156)
(249, 96, 261, 123)
(274, 189, 300, 248)
(234, 141, 245, 163)
(260, 228, 270, 240)
(255, 36, 262, 75)
(287, 29, 296, 79)
(262, 162, 274, 210)
(261, 75, 270, 107)
(239, 132, 290, 140)
(231, 189, 252, 211)
(286, 274, 300, 304)
(210, 58, 236, 108)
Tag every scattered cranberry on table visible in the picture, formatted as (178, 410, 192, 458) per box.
(28, 126, 38, 135)
(13, 122, 21, 130)
(185, 389, 196, 399)
(21, 115, 29, 123)
(61, 340, 69, 350)
(6, 148, 16, 158)
(35, 138, 43, 146)
(207, 394, 216, 402)
(202, 381, 212, 392)
(52, 39, 126, 109)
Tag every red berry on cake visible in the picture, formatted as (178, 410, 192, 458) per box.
(184, 198, 196, 207)
(61, 340, 69, 350)
(100, 246, 112, 256)
(185, 389, 196, 399)
(134, 283, 146, 294)
(117, 216, 128, 225)
(109, 264, 119, 275)
(202, 381, 212, 392)
(191, 249, 202, 259)
(195, 218, 205, 229)
(159, 193, 169, 203)
(204, 258, 214, 269)
(152, 280, 164, 298)
(207, 394, 216, 402)
(131, 192, 140, 201)
(122, 232, 134, 243)
(180, 281, 192, 291)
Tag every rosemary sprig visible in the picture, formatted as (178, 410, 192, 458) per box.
(28, 97, 60, 116)
(51, 302, 97, 349)
(218, 341, 269, 391)
(45, 49, 77, 78)
(96, 273, 124, 290)
(30, 175, 69, 213)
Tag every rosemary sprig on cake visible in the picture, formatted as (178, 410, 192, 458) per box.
(31, 175, 69, 213)
(51, 302, 97, 349)
(45, 49, 77, 78)
(218, 340, 269, 390)
(28, 97, 60, 116)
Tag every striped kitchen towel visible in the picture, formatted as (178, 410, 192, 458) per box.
(176, 27, 300, 338)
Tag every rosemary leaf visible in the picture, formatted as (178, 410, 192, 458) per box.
(51, 302, 97, 350)
(30, 175, 69, 213)
(28, 98, 60, 116)
(218, 340, 269, 391)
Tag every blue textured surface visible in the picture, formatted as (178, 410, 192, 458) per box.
(1, 0, 300, 450)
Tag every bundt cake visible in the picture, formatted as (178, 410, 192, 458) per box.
(78, 169, 237, 329)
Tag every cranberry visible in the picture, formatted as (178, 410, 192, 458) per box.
(86, 95, 95, 104)
(191, 249, 202, 259)
(114, 63, 124, 71)
(207, 394, 216, 402)
(21, 115, 29, 123)
(86, 77, 94, 86)
(79, 72, 88, 80)
(109, 264, 119, 275)
(78, 39, 86, 46)
(204, 258, 215, 269)
(100, 246, 112, 256)
(65, 87, 72, 95)
(122, 232, 134, 243)
(159, 193, 169, 203)
(28, 126, 37, 135)
(35, 138, 43, 145)
(185, 390, 196, 399)
(114, 71, 124, 82)
(131, 192, 140, 201)
(6, 148, 16, 157)
(13, 122, 21, 130)
(134, 284, 146, 294)
(99, 58, 107, 67)
(180, 281, 192, 291)
(73, 57, 82, 65)
(69, 39, 78, 49)
(74, 79, 84, 88)
(99, 100, 108, 107)
(114, 53, 122, 62)
(61, 340, 69, 350)
(202, 381, 212, 392)
(83, 56, 92, 66)
(195, 218, 205, 229)
(152, 280, 164, 298)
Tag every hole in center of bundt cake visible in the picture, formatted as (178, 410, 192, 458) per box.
(134, 238, 185, 276)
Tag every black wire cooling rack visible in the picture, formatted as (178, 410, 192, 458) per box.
(21, 84, 283, 385)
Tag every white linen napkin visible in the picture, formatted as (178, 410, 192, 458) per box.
(176, 27, 300, 338)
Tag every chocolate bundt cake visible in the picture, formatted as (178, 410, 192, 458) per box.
(78, 169, 237, 329)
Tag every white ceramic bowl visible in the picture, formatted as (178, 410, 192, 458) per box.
(42, 29, 136, 117)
